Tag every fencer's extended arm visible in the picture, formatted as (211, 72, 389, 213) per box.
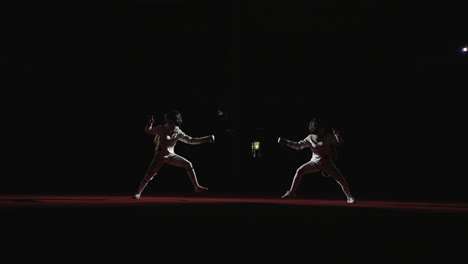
(179, 133, 215, 144)
(278, 137, 309, 150)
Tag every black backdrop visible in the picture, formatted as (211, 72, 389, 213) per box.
(5, 1, 468, 202)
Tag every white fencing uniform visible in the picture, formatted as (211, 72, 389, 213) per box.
(281, 131, 354, 202)
(283, 133, 342, 177)
(145, 124, 214, 178)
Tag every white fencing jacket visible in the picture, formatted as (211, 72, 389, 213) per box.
(146, 124, 213, 156)
(284, 133, 343, 165)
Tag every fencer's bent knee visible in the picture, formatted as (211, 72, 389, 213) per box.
(295, 168, 305, 177)
(184, 161, 193, 170)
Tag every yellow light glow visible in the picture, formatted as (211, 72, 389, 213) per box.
(252, 141, 260, 150)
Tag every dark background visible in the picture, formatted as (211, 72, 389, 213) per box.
(4, 1, 468, 201)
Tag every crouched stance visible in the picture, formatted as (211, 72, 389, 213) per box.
(278, 118, 355, 203)
(134, 110, 215, 199)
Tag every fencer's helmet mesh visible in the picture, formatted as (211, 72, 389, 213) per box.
(165, 110, 183, 126)
(309, 117, 322, 133)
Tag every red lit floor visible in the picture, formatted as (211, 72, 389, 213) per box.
(1, 194, 467, 213)
(1, 194, 467, 263)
